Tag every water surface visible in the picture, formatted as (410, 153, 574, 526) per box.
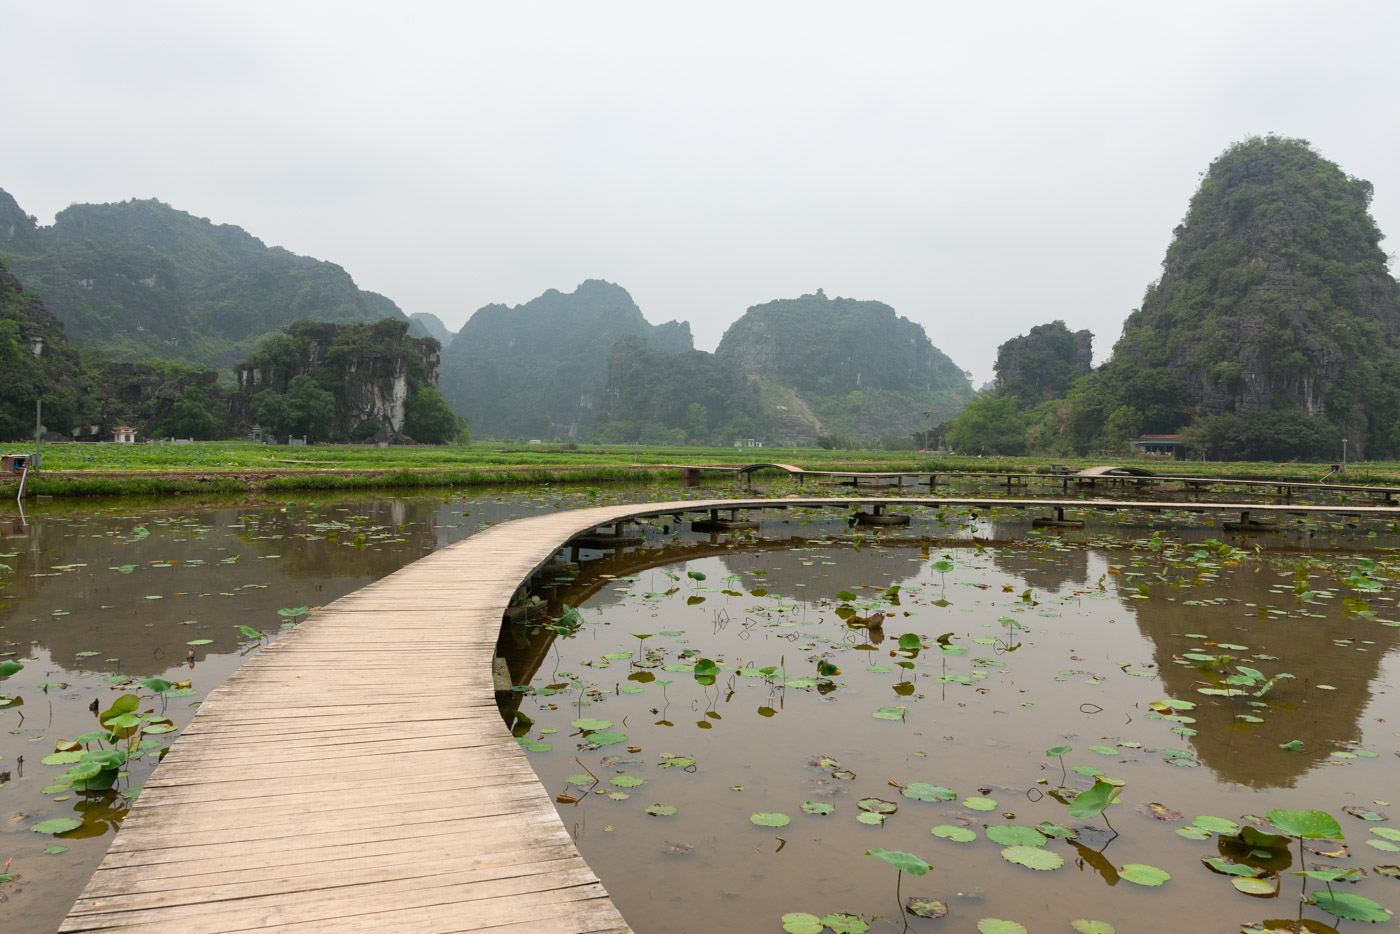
(509, 506, 1400, 932)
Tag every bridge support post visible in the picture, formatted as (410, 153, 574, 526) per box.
(1032, 505, 1084, 529)
(1225, 510, 1277, 532)
(692, 506, 758, 532)
(854, 503, 911, 526)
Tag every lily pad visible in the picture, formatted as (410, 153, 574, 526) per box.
(931, 824, 977, 843)
(31, 818, 82, 835)
(645, 804, 677, 817)
(905, 897, 948, 919)
(1267, 809, 1343, 839)
(781, 914, 824, 934)
(819, 914, 870, 934)
(801, 801, 834, 816)
(901, 782, 956, 802)
(866, 848, 931, 875)
(1118, 863, 1170, 886)
(1001, 845, 1063, 870)
(1071, 923, 1116, 934)
(977, 920, 1028, 934)
(585, 731, 629, 747)
(964, 796, 997, 811)
(1309, 891, 1391, 922)
(986, 825, 1047, 847)
(1232, 877, 1275, 895)
(751, 812, 791, 827)
(1193, 815, 1240, 835)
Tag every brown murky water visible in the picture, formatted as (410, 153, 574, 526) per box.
(507, 506, 1400, 933)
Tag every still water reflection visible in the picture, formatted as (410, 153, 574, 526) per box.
(508, 507, 1400, 933)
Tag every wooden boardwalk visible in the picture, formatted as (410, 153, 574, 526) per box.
(61, 494, 1400, 932)
(671, 462, 1400, 500)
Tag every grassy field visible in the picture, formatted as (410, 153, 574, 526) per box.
(5, 440, 1399, 497)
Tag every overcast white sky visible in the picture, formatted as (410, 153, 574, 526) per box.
(4, 1, 1398, 383)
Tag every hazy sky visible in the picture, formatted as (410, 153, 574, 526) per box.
(5, 1, 1399, 383)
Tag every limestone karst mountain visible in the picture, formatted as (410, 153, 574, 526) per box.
(714, 290, 972, 444)
(1099, 136, 1400, 457)
(437, 279, 692, 440)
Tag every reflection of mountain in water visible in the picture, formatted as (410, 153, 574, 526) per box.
(563, 517, 1400, 793)
(988, 541, 1096, 595)
(1120, 569, 1400, 789)
(568, 513, 941, 608)
(716, 541, 927, 604)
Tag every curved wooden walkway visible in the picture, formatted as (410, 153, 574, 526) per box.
(61, 495, 1400, 932)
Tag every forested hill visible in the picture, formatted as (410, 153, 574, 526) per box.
(714, 290, 972, 443)
(941, 135, 1400, 461)
(437, 279, 692, 440)
(1096, 136, 1400, 458)
(0, 188, 407, 369)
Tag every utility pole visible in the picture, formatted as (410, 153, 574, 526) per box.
(1342, 438, 1348, 473)
(34, 398, 42, 471)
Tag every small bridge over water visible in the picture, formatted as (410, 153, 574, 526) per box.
(62, 494, 1400, 932)
(672, 463, 1400, 503)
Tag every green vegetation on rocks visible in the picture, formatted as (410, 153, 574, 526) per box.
(942, 136, 1400, 460)
(0, 188, 407, 369)
(236, 319, 465, 444)
(0, 261, 86, 440)
(1095, 135, 1400, 459)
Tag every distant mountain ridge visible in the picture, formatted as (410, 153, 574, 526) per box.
(441, 280, 971, 445)
(407, 312, 453, 348)
(437, 279, 693, 439)
(0, 188, 407, 369)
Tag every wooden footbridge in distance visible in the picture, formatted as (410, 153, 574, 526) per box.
(62, 493, 1400, 932)
(672, 462, 1400, 503)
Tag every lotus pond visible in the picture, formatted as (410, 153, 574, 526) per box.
(504, 505, 1400, 934)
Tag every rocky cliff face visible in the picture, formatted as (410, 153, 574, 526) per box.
(234, 320, 438, 442)
(438, 279, 692, 439)
(994, 321, 1092, 406)
(1105, 137, 1400, 452)
(0, 263, 67, 359)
